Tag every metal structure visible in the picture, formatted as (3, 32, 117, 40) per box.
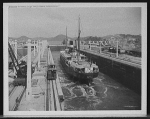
(8, 42, 27, 78)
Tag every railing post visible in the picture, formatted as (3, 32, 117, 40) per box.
(26, 39, 32, 101)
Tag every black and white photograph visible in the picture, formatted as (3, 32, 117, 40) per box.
(3, 3, 147, 117)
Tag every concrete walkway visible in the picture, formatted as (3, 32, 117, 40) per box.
(17, 47, 48, 111)
(17, 69, 47, 111)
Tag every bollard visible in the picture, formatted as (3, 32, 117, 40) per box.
(26, 39, 32, 101)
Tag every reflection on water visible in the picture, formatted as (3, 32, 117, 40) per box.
(52, 51, 141, 110)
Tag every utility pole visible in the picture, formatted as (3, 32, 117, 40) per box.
(15, 40, 17, 59)
(26, 39, 32, 101)
(38, 40, 41, 68)
(37, 40, 38, 53)
(34, 40, 35, 56)
(66, 27, 68, 48)
(41, 40, 43, 58)
(77, 15, 81, 62)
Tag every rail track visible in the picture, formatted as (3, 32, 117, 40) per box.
(9, 85, 16, 96)
(46, 77, 62, 111)
(46, 47, 63, 111)
(9, 86, 25, 111)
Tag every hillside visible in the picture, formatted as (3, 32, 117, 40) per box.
(8, 33, 141, 52)
(8, 34, 72, 42)
(82, 34, 141, 52)
(51, 34, 72, 41)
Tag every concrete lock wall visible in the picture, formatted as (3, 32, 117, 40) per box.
(80, 50, 141, 95)
(50, 46, 66, 51)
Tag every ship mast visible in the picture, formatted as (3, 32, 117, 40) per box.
(77, 15, 81, 62)
(66, 26, 68, 48)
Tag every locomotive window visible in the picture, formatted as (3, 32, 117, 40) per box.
(49, 65, 55, 68)
(67, 57, 71, 60)
(81, 56, 84, 60)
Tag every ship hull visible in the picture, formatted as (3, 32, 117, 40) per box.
(60, 54, 98, 82)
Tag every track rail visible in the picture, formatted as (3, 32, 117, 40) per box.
(46, 80, 56, 111)
(9, 86, 17, 97)
(9, 86, 25, 111)
(46, 47, 63, 111)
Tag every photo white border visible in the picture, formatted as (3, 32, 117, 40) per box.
(3, 2, 147, 117)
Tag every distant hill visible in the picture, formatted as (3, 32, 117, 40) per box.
(8, 33, 141, 52)
(82, 34, 141, 52)
(8, 34, 72, 42)
(32, 37, 53, 41)
(8, 36, 30, 42)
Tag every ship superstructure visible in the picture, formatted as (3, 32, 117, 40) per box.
(60, 16, 99, 82)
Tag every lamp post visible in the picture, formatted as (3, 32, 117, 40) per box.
(26, 39, 32, 101)
(38, 40, 41, 68)
(37, 40, 38, 53)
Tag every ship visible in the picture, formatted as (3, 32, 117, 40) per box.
(60, 16, 99, 82)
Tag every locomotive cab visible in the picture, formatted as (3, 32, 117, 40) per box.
(47, 64, 56, 80)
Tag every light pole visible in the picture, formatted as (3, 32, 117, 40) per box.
(38, 40, 41, 68)
(26, 39, 32, 101)
(37, 40, 38, 53)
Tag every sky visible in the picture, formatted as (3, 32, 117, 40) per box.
(8, 5, 141, 38)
